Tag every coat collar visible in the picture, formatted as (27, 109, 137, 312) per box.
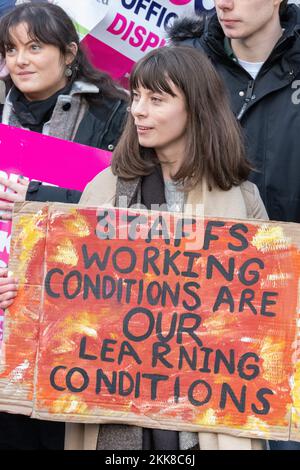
(2, 80, 99, 125)
(115, 170, 248, 220)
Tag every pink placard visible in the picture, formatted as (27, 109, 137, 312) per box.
(0, 124, 112, 340)
(0, 124, 111, 191)
(82, 35, 134, 82)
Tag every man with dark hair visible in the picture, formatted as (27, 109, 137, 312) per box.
(169, 0, 300, 450)
(169, 0, 300, 225)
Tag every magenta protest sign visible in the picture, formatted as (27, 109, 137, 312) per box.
(0, 124, 111, 193)
(0, 123, 112, 339)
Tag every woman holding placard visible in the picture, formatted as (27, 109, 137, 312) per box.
(71, 45, 268, 451)
(0, 44, 268, 450)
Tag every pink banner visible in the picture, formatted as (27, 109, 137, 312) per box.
(0, 124, 111, 191)
(0, 124, 112, 340)
(82, 35, 134, 83)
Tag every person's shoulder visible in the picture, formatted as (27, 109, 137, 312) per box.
(240, 181, 269, 220)
(240, 180, 257, 196)
(93, 166, 116, 180)
(240, 180, 261, 205)
(80, 167, 117, 206)
(88, 166, 117, 187)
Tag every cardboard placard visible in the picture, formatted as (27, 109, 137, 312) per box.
(0, 202, 300, 441)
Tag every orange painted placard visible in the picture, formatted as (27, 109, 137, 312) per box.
(1, 202, 300, 442)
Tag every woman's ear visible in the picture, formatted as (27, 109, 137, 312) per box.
(65, 42, 78, 65)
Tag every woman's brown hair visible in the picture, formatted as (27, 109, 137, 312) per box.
(112, 45, 250, 191)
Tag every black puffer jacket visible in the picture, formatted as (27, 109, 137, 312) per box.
(169, 4, 300, 222)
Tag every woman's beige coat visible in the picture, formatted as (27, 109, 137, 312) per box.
(66, 167, 268, 450)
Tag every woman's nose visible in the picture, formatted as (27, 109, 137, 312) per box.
(15, 49, 30, 66)
(215, 0, 234, 11)
(132, 98, 148, 117)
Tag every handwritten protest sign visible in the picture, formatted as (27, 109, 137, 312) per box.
(0, 124, 112, 340)
(0, 202, 300, 441)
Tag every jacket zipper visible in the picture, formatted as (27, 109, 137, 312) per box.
(237, 79, 254, 121)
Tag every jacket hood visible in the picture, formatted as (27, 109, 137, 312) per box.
(70, 80, 99, 96)
(168, 4, 300, 45)
(168, 12, 207, 44)
(281, 3, 300, 36)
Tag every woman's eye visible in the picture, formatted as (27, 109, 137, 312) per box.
(151, 96, 162, 103)
(31, 44, 41, 51)
(5, 46, 16, 54)
(132, 92, 140, 101)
